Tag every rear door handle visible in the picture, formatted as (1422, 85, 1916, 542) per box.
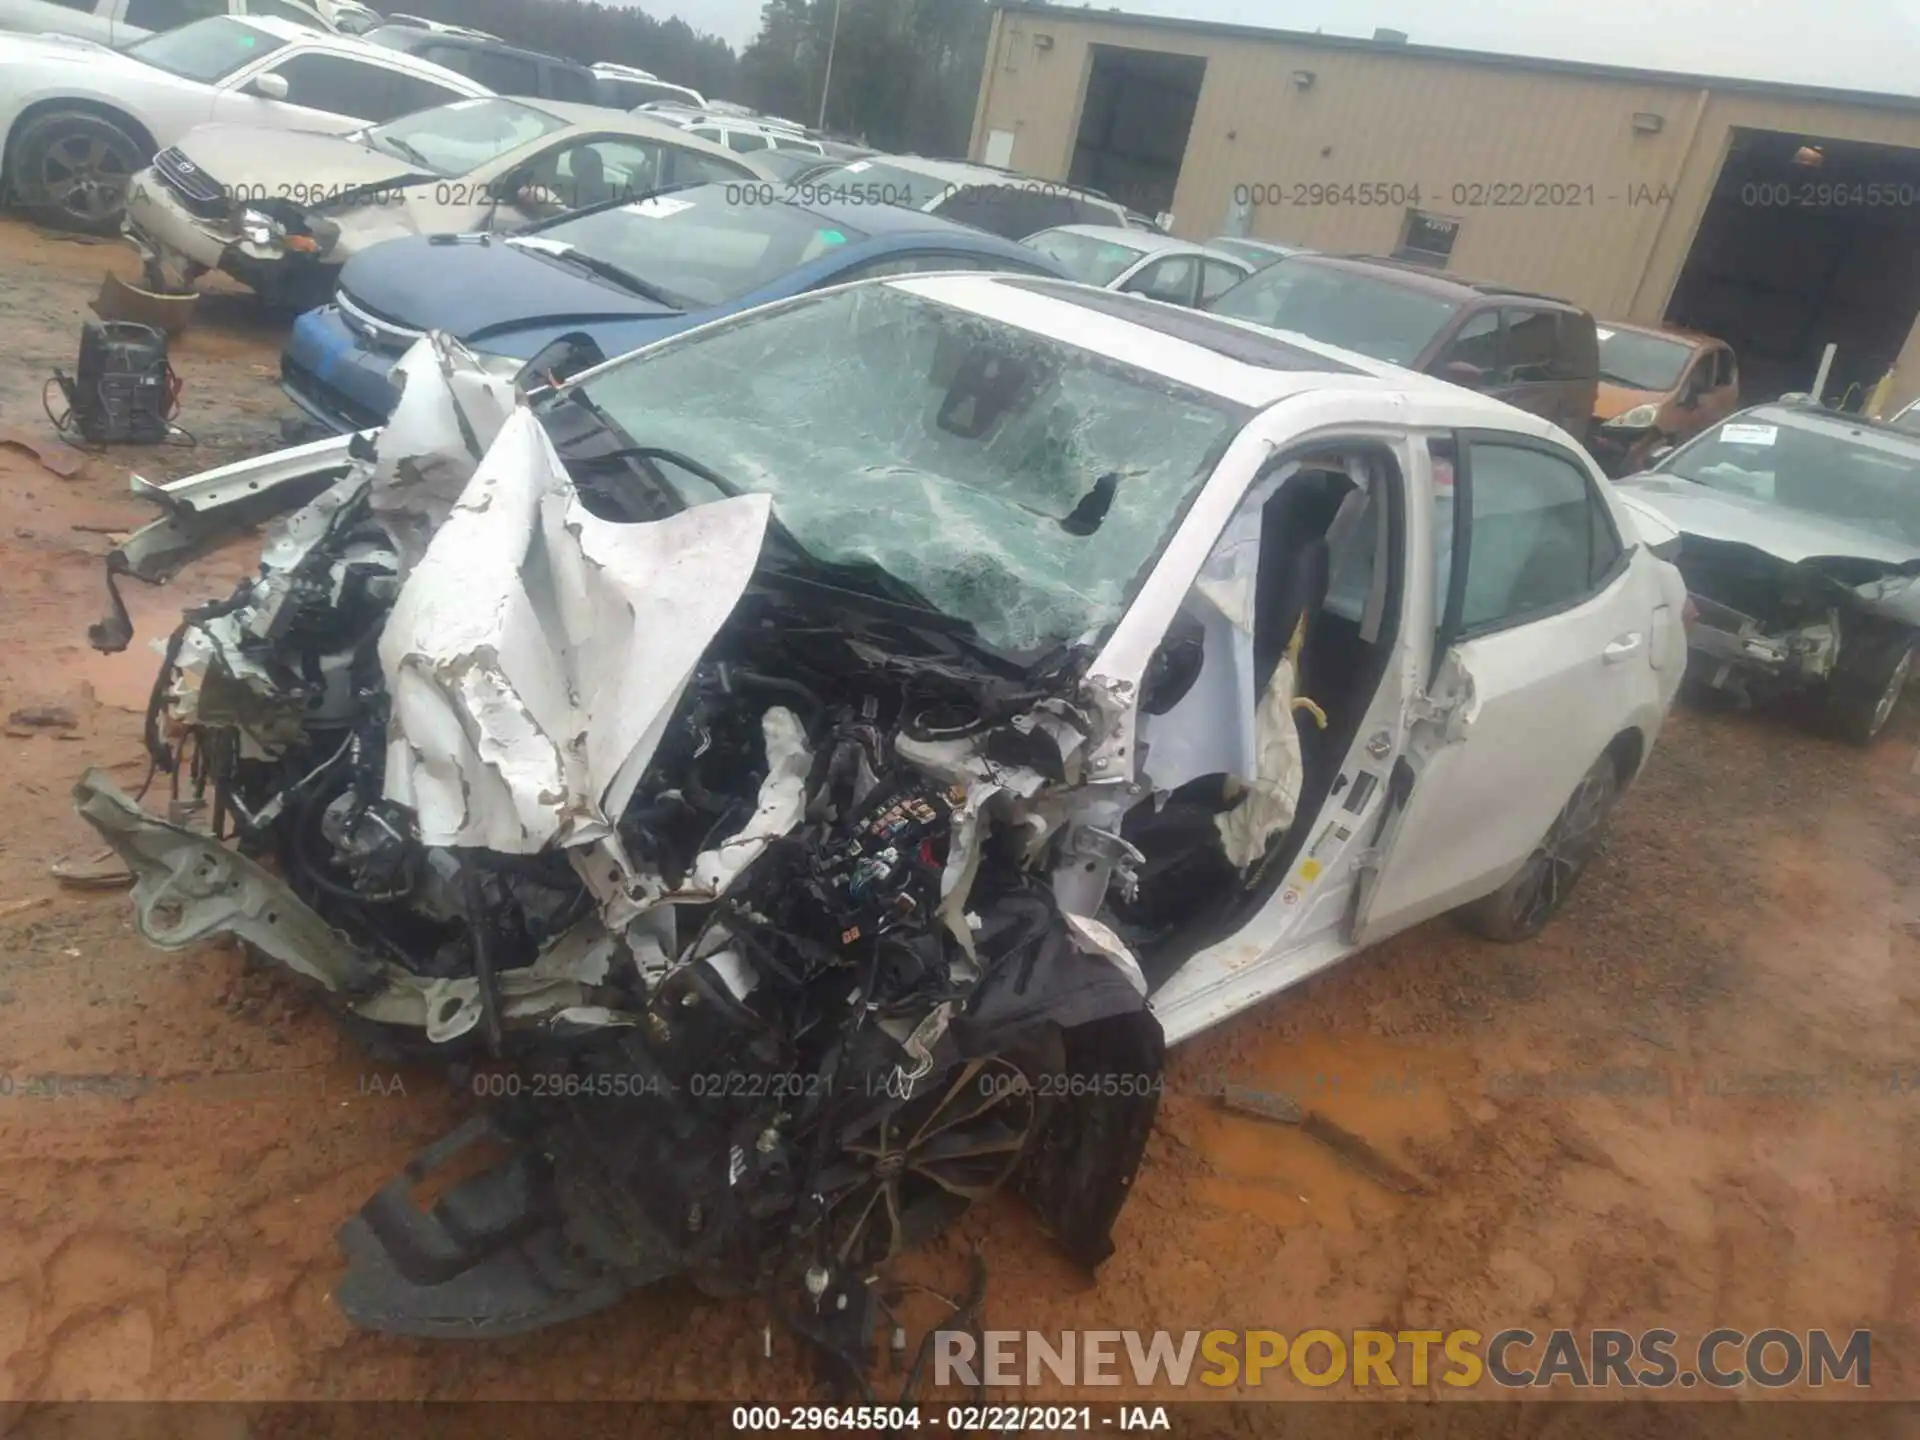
(1603, 632, 1644, 664)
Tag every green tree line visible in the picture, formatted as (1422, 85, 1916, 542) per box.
(388, 0, 998, 155)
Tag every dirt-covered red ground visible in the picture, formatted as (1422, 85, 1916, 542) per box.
(0, 216, 1915, 1409)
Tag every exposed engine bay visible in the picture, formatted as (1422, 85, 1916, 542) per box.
(75, 335, 1165, 1351)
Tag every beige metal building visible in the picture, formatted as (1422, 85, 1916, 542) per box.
(968, 3, 1920, 411)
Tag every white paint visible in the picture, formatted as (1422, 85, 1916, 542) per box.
(1719, 423, 1778, 446)
(625, 195, 697, 218)
(689, 706, 812, 895)
(378, 405, 772, 853)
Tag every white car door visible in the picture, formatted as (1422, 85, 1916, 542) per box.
(1351, 428, 1667, 942)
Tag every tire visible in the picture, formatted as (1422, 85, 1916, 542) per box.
(1454, 750, 1621, 943)
(11, 109, 148, 235)
(1821, 624, 1914, 747)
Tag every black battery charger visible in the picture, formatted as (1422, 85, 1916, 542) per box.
(48, 319, 180, 445)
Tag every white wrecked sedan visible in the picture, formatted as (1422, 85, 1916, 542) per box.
(1615, 402, 1920, 744)
(75, 275, 1686, 1343)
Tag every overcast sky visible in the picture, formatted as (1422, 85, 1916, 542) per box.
(619, 0, 1920, 96)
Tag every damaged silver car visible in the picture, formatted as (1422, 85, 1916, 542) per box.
(76, 274, 1686, 1346)
(1615, 403, 1920, 744)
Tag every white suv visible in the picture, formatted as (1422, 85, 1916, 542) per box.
(0, 0, 334, 47)
(670, 113, 823, 156)
(0, 14, 488, 231)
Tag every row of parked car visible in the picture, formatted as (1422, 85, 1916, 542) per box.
(1, 7, 1911, 755)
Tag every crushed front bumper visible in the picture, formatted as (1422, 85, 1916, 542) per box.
(1685, 594, 1839, 692)
(125, 168, 334, 306)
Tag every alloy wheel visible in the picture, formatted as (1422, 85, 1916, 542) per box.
(38, 130, 137, 226)
(821, 1055, 1040, 1266)
(1505, 763, 1618, 934)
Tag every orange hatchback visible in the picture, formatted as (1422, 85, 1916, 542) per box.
(1589, 322, 1740, 476)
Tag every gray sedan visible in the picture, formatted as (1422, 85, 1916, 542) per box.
(1020, 224, 1252, 308)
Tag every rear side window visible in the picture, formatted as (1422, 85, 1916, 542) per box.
(1713, 347, 1737, 387)
(546, 65, 595, 103)
(1457, 440, 1623, 632)
(663, 148, 750, 186)
(247, 0, 327, 28)
(1503, 307, 1558, 382)
(725, 130, 771, 153)
(1123, 255, 1199, 306)
(1439, 310, 1509, 376)
(126, 0, 224, 27)
(1199, 260, 1244, 304)
(385, 68, 466, 119)
(937, 186, 1077, 240)
(465, 48, 542, 97)
(262, 54, 459, 121)
(419, 44, 475, 75)
(1551, 311, 1598, 382)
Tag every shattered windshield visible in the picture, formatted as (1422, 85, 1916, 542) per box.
(563, 281, 1247, 653)
(1661, 415, 1920, 545)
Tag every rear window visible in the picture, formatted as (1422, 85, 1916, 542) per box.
(1021, 229, 1146, 286)
(1208, 258, 1460, 367)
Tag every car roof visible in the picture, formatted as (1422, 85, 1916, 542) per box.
(513, 99, 741, 151)
(246, 17, 480, 71)
(846, 154, 1116, 201)
(1596, 318, 1722, 348)
(1737, 401, 1920, 452)
(1210, 235, 1299, 252)
(878, 273, 1561, 424)
(1284, 252, 1579, 308)
(367, 24, 579, 63)
(799, 194, 1043, 244)
(1033, 224, 1249, 263)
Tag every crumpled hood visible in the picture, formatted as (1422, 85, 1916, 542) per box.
(340, 236, 678, 344)
(172, 124, 426, 195)
(1614, 474, 1920, 569)
(1594, 381, 1666, 421)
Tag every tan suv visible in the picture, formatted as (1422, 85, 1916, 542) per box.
(1207, 253, 1600, 436)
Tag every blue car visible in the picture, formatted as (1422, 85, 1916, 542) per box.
(281, 184, 1072, 431)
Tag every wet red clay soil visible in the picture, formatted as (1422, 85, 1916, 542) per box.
(0, 218, 1914, 1415)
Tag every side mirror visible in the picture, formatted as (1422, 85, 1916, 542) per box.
(250, 72, 291, 101)
(1440, 359, 1486, 389)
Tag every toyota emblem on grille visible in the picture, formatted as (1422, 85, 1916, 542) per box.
(174, 157, 196, 173)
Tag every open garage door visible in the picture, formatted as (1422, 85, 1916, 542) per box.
(1067, 45, 1204, 221)
(1665, 128, 1920, 409)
